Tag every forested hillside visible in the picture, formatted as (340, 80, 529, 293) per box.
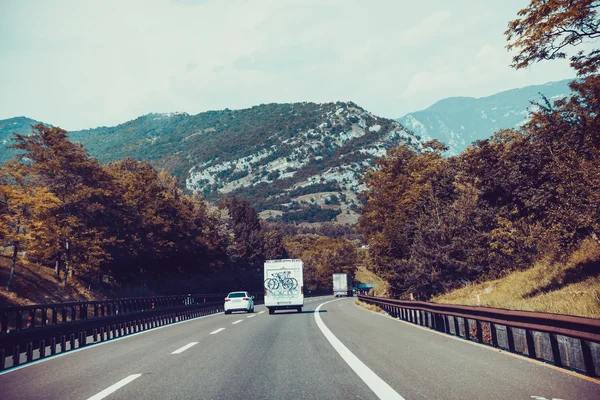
(357, 0, 600, 305)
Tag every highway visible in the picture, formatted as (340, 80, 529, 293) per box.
(0, 296, 598, 399)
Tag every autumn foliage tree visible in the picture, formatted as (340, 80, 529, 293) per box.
(0, 161, 58, 290)
(1, 126, 271, 294)
(10, 125, 116, 285)
(358, 0, 600, 299)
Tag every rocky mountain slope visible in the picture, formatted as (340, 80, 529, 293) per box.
(397, 79, 573, 155)
(0, 103, 421, 224)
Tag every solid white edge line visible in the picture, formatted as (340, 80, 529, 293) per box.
(247, 315, 256, 318)
(258, 311, 265, 314)
(314, 300, 405, 400)
(210, 328, 225, 334)
(171, 342, 198, 354)
(232, 320, 243, 325)
(0, 310, 224, 376)
(86, 373, 142, 400)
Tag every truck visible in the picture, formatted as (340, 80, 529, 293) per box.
(333, 273, 353, 297)
(264, 259, 304, 314)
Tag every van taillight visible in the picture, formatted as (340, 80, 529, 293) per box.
(264, 288, 267, 296)
(243, 298, 249, 300)
(225, 299, 231, 302)
(301, 286, 304, 294)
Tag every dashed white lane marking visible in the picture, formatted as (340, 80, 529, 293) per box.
(171, 342, 198, 354)
(232, 320, 243, 325)
(258, 311, 265, 314)
(86, 373, 142, 400)
(0, 311, 223, 376)
(210, 328, 225, 334)
(247, 315, 256, 318)
(314, 300, 405, 400)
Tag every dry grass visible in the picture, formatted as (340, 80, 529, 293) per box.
(355, 299, 383, 313)
(354, 266, 391, 297)
(0, 256, 115, 307)
(433, 239, 600, 318)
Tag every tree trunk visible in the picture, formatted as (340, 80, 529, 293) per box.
(55, 258, 60, 278)
(6, 242, 18, 291)
(62, 253, 68, 286)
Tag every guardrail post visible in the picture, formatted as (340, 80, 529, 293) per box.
(476, 320, 483, 343)
(490, 323, 498, 347)
(42, 308, 48, 327)
(71, 306, 76, 323)
(548, 333, 562, 367)
(525, 329, 536, 358)
(26, 342, 33, 362)
(0, 348, 5, 370)
(52, 307, 58, 325)
(13, 344, 20, 366)
(464, 319, 470, 340)
(581, 339, 597, 377)
(51, 337, 56, 355)
(506, 326, 515, 352)
(453, 316, 460, 337)
(40, 339, 46, 358)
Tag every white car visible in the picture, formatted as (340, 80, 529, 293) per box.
(224, 291, 254, 314)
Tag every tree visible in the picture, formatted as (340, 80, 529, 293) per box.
(219, 196, 265, 269)
(11, 125, 116, 285)
(506, 0, 600, 76)
(0, 161, 58, 290)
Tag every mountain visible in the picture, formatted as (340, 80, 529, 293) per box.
(0, 103, 421, 225)
(0, 117, 46, 163)
(397, 79, 573, 155)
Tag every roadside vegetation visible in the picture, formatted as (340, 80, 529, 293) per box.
(354, 299, 383, 313)
(2, 1, 599, 319)
(434, 239, 600, 318)
(357, 1, 600, 318)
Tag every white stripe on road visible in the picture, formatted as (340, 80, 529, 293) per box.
(232, 320, 243, 325)
(171, 342, 198, 354)
(258, 311, 265, 314)
(210, 328, 225, 334)
(0, 311, 223, 376)
(314, 300, 405, 400)
(247, 315, 256, 318)
(86, 374, 142, 400)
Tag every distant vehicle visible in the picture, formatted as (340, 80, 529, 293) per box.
(333, 273, 353, 297)
(264, 259, 304, 314)
(224, 291, 254, 314)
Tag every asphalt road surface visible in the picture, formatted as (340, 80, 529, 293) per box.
(0, 296, 598, 399)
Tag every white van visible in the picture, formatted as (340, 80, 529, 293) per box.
(264, 259, 304, 314)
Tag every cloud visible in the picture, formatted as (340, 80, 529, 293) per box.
(233, 45, 338, 73)
(402, 70, 458, 97)
(0, 0, 577, 129)
(397, 11, 452, 46)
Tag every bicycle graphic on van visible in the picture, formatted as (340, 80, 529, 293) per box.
(264, 271, 299, 291)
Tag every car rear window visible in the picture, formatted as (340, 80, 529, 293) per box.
(228, 293, 246, 298)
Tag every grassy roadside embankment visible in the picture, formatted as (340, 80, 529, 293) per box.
(0, 255, 114, 307)
(433, 239, 600, 318)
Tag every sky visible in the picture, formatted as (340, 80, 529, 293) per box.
(0, 0, 578, 131)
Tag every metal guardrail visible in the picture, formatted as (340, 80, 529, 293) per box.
(0, 290, 331, 371)
(0, 292, 262, 371)
(357, 294, 600, 378)
(0, 293, 230, 336)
